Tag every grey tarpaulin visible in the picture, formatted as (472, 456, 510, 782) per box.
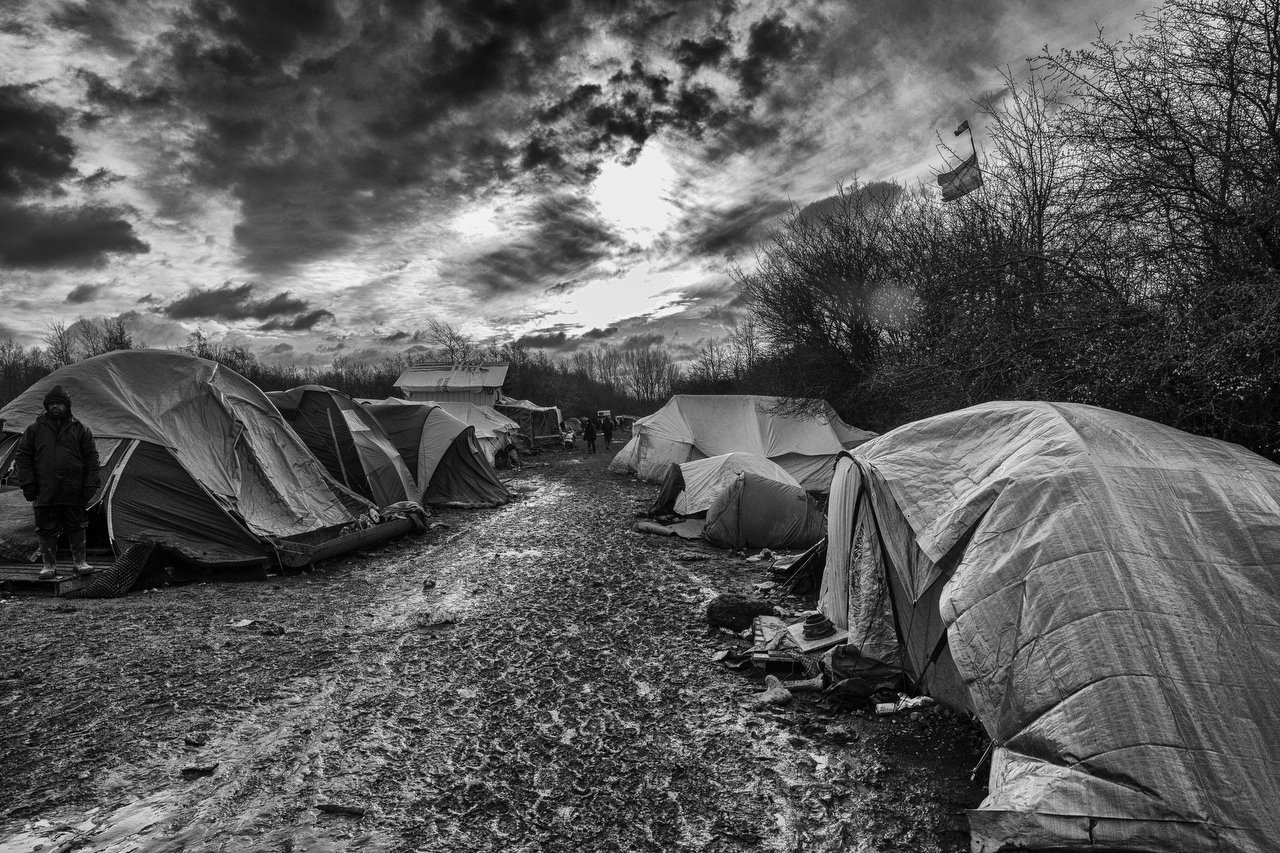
(817, 401, 1280, 852)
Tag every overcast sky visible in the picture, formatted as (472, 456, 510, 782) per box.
(1, 0, 1148, 366)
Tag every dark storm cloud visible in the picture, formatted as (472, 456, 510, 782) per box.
(268, 342, 295, 354)
(675, 34, 731, 72)
(619, 333, 664, 350)
(463, 194, 619, 293)
(679, 196, 793, 258)
(582, 327, 617, 340)
(0, 85, 76, 198)
(162, 282, 321, 323)
(381, 330, 411, 343)
(258, 309, 334, 331)
(0, 202, 149, 269)
(516, 330, 569, 349)
(49, 1, 138, 55)
(734, 13, 804, 99)
(65, 283, 105, 303)
(76, 70, 170, 111)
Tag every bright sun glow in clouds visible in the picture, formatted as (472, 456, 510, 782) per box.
(589, 142, 678, 246)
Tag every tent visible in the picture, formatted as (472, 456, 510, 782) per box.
(266, 386, 416, 509)
(358, 399, 513, 508)
(817, 401, 1280, 852)
(650, 452, 801, 517)
(408, 401, 519, 466)
(610, 395, 874, 492)
(0, 350, 381, 568)
(702, 472, 827, 550)
(494, 395, 562, 451)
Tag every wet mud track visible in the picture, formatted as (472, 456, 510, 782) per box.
(0, 449, 986, 852)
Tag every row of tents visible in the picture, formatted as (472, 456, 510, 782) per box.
(0, 350, 523, 570)
(811, 400, 1280, 851)
(611, 395, 1280, 851)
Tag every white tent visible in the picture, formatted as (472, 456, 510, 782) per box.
(671, 452, 800, 516)
(610, 395, 874, 491)
(818, 400, 1280, 852)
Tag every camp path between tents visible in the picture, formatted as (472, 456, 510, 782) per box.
(0, 450, 985, 853)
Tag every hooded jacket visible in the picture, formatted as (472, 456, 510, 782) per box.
(14, 397, 101, 507)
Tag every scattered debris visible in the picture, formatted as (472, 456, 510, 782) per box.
(633, 521, 676, 537)
(741, 675, 792, 710)
(422, 579, 437, 590)
(183, 733, 208, 747)
(875, 694, 937, 715)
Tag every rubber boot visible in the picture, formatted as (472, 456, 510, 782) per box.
(69, 529, 92, 577)
(38, 537, 58, 579)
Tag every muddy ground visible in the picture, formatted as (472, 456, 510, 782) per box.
(0, 445, 988, 853)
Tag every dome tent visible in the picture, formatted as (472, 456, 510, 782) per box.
(818, 401, 1280, 852)
(612, 395, 875, 492)
(0, 350, 382, 568)
(357, 399, 512, 508)
(266, 386, 417, 509)
(702, 471, 827, 550)
(425, 402, 520, 466)
(649, 452, 801, 517)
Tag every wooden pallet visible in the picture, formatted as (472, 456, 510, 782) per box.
(0, 561, 112, 596)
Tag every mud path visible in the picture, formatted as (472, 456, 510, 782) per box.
(0, 451, 986, 853)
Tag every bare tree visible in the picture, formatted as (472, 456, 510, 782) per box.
(42, 321, 77, 368)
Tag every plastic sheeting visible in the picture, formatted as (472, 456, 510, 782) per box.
(494, 395, 562, 450)
(0, 350, 366, 560)
(268, 386, 416, 508)
(624, 395, 875, 491)
(703, 472, 827, 550)
(818, 400, 1280, 852)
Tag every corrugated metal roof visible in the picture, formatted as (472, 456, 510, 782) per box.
(394, 362, 509, 393)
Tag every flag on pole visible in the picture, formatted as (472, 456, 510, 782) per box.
(937, 151, 982, 201)
(954, 120, 970, 136)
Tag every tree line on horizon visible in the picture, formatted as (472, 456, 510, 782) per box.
(3, 0, 1278, 459)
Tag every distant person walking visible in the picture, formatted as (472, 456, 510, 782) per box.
(583, 417, 597, 453)
(14, 385, 101, 578)
(601, 417, 614, 449)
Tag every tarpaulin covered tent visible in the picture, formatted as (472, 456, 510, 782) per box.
(494, 395, 562, 451)
(817, 401, 1280, 852)
(0, 350, 379, 568)
(358, 399, 512, 508)
(650, 452, 801, 517)
(703, 472, 827, 550)
(611, 395, 874, 492)
(425, 402, 519, 466)
(266, 386, 416, 509)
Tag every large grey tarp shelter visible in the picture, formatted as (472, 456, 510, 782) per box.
(358, 399, 512, 508)
(267, 386, 416, 509)
(817, 400, 1280, 852)
(0, 350, 376, 567)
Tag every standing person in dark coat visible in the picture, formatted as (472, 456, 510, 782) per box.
(583, 416, 597, 453)
(601, 416, 614, 450)
(14, 385, 100, 578)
